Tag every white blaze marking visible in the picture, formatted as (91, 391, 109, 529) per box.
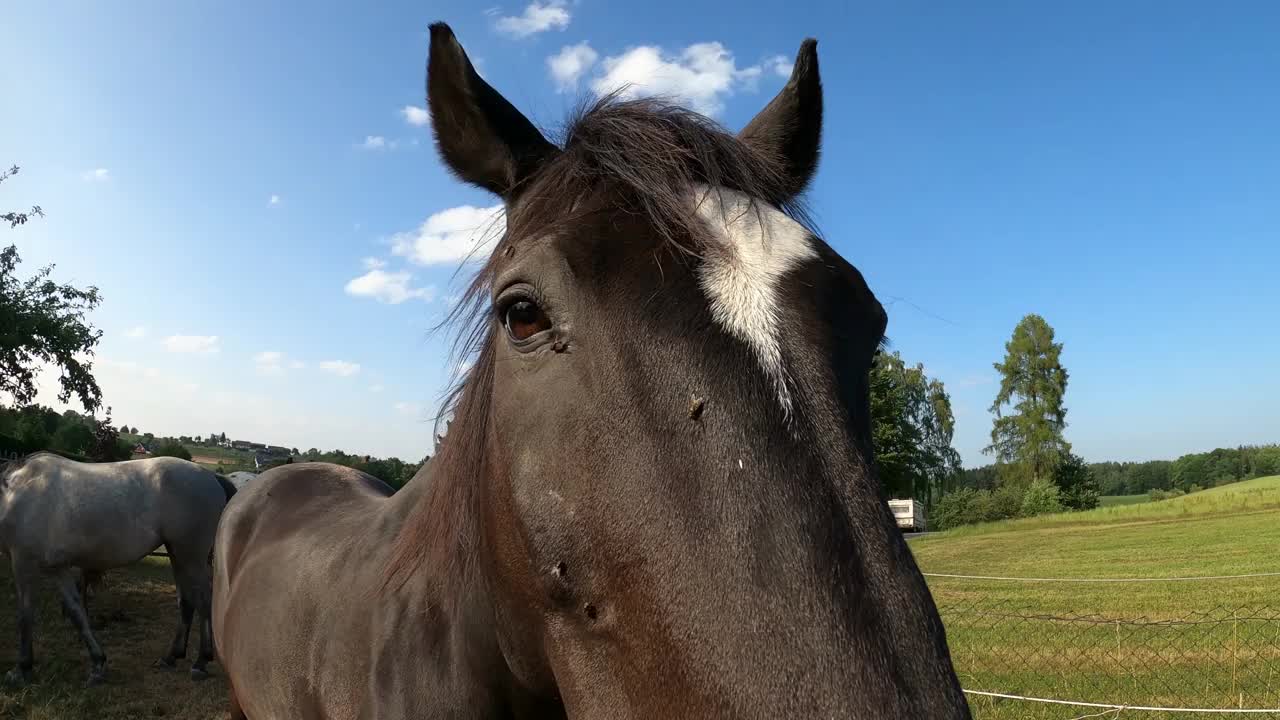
(691, 185, 817, 417)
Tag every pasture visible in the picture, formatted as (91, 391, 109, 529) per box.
(0, 558, 227, 720)
(3, 478, 1276, 718)
(913, 475, 1280, 717)
(1099, 493, 1151, 507)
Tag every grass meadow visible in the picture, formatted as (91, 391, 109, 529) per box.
(0, 558, 227, 720)
(2, 477, 1276, 718)
(912, 475, 1280, 718)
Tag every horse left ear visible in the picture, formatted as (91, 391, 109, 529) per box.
(738, 38, 823, 201)
(426, 22, 560, 200)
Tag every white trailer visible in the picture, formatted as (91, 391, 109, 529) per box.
(887, 498, 927, 532)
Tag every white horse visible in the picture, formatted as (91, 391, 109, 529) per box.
(0, 452, 235, 685)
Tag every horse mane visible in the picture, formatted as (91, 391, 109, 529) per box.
(383, 93, 820, 591)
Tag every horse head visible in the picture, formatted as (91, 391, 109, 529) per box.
(387, 23, 970, 718)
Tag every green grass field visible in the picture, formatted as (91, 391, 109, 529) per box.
(0, 558, 228, 720)
(913, 475, 1280, 718)
(1099, 493, 1150, 507)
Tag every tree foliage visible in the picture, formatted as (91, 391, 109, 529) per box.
(296, 448, 425, 490)
(2, 165, 104, 413)
(985, 313, 1070, 486)
(151, 438, 193, 461)
(1087, 446, 1280, 496)
(1020, 477, 1063, 516)
(0, 404, 105, 459)
(87, 407, 132, 462)
(932, 484, 1027, 530)
(869, 350, 961, 506)
(1, 166, 42, 229)
(1053, 451, 1099, 510)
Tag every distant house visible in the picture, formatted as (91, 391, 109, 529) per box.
(254, 446, 293, 470)
(131, 443, 152, 459)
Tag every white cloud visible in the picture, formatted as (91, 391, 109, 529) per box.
(253, 350, 293, 376)
(81, 168, 111, 182)
(162, 335, 220, 354)
(401, 105, 430, 127)
(391, 204, 505, 266)
(588, 42, 776, 117)
(124, 326, 148, 339)
(360, 135, 401, 151)
(548, 42, 599, 92)
(269, 194, 281, 207)
(394, 401, 422, 417)
(495, 0, 570, 37)
(289, 360, 306, 370)
(319, 360, 361, 377)
(764, 54, 793, 78)
(344, 267, 436, 304)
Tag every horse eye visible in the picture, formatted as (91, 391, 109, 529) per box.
(503, 300, 551, 342)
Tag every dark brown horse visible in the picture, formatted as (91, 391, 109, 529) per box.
(212, 22, 971, 719)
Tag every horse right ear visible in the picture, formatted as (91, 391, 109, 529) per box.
(738, 38, 823, 202)
(426, 23, 560, 200)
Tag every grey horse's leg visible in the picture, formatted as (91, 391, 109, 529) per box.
(192, 572, 215, 681)
(168, 554, 214, 681)
(155, 547, 195, 670)
(63, 568, 97, 627)
(54, 568, 107, 685)
(4, 554, 37, 686)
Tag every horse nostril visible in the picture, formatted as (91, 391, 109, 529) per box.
(584, 603, 599, 621)
(553, 561, 568, 578)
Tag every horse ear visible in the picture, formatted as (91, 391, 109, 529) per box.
(738, 38, 823, 201)
(426, 23, 559, 199)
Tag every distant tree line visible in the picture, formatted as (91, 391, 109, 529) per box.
(0, 404, 125, 461)
(957, 444, 1280, 497)
(941, 444, 1280, 529)
(291, 449, 425, 491)
(0, 403, 427, 491)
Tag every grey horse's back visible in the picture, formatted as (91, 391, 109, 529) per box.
(1, 453, 231, 570)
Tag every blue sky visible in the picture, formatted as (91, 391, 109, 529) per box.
(2, 1, 1277, 465)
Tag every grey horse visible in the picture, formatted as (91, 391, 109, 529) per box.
(224, 471, 259, 491)
(0, 452, 235, 685)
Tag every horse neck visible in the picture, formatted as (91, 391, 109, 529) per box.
(375, 463, 534, 711)
(384, 467, 428, 516)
